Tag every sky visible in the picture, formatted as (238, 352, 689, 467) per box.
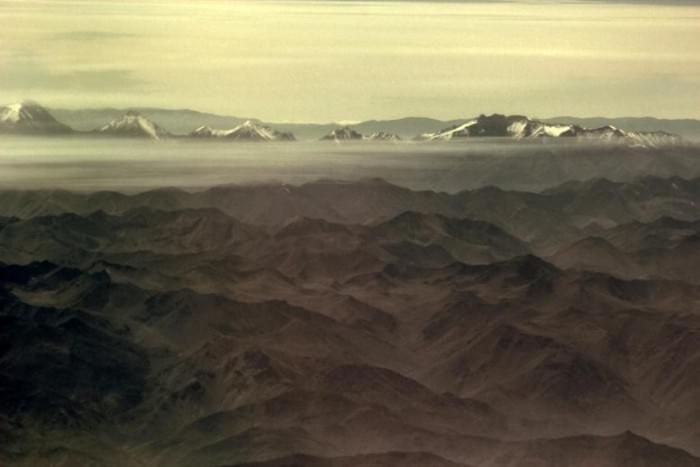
(0, 0, 699, 122)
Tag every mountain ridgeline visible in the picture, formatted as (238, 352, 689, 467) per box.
(0, 101, 694, 146)
(3, 175, 700, 466)
(189, 120, 296, 141)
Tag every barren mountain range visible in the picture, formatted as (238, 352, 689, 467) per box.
(2, 175, 700, 466)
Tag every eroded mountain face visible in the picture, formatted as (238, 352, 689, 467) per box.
(2, 177, 700, 467)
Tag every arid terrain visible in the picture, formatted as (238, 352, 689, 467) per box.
(5, 0, 700, 464)
(2, 170, 700, 466)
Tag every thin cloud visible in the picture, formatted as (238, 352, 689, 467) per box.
(0, 54, 148, 93)
(49, 31, 136, 41)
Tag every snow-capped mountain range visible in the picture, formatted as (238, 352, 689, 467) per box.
(0, 101, 72, 134)
(190, 120, 295, 141)
(0, 101, 692, 147)
(418, 114, 685, 148)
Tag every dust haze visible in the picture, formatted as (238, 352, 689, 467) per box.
(2, 137, 700, 193)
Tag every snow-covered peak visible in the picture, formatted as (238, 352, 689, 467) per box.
(189, 121, 295, 141)
(95, 112, 170, 140)
(419, 114, 581, 141)
(0, 101, 72, 134)
(418, 120, 478, 141)
(524, 122, 577, 138)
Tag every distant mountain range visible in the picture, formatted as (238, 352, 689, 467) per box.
(48, 107, 458, 141)
(418, 114, 685, 148)
(48, 105, 700, 141)
(1, 100, 698, 146)
(545, 116, 700, 142)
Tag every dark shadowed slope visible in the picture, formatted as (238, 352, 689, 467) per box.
(3, 177, 700, 466)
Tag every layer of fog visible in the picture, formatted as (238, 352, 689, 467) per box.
(1, 137, 699, 193)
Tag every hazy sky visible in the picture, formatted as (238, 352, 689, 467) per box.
(1, 0, 699, 122)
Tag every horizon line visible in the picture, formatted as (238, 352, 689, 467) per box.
(5, 99, 700, 124)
